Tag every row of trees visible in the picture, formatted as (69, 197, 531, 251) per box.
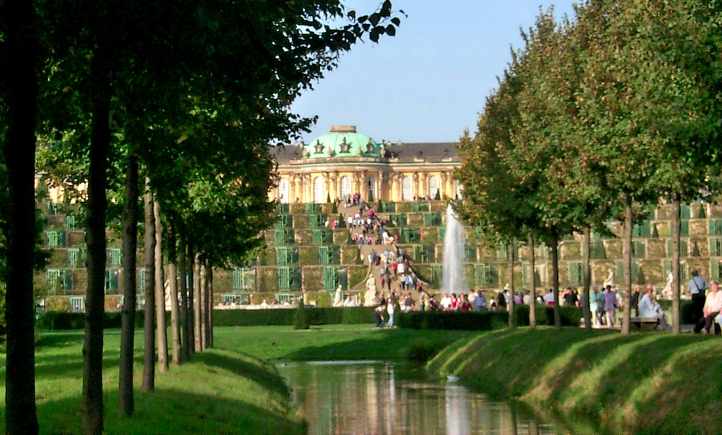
(1, 1, 402, 434)
(456, 0, 722, 334)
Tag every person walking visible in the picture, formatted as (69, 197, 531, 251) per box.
(604, 286, 618, 328)
(688, 270, 708, 326)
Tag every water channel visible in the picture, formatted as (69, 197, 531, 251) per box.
(277, 361, 557, 435)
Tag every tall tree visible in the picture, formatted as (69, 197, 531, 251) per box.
(166, 223, 181, 364)
(1, 0, 41, 431)
(141, 184, 156, 391)
(154, 199, 168, 372)
(118, 153, 138, 416)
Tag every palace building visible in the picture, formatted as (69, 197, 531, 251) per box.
(272, 125, 462, 204)
(33, 123, 722, 312)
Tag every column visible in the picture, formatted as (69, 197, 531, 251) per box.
(412, 173, 419, 199)
(377, 170, 384, 201)
(440, 173, 448, 200)
(304, 174, 312, 203)
(444, 172, 453, 199)
(352, 172, 360, 196)
(335, 172, 342, 200)
(360, 170, 368, 201)
(421, 173, 429, 199)
(323, 172, 330, 203)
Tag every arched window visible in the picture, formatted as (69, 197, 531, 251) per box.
(278, 178, 289, 203)
(428, 175, 441, 199)
(367, 176, 376, 202)
(314, 176, 327, 203)
(402, 175, 413, 201)
(340, 176, 352, 199)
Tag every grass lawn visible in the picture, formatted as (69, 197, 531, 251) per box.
(213, 324, 473, 361)
(0, 330, 304, 434)
(428, 327, 722, 434)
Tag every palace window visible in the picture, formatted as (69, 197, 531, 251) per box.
(340, 176, 352, 199)
(278, 178, 289, 204)
(313, 176, 326, 203)
(402, 175, 413, 201)
(428, 175, 441, 199)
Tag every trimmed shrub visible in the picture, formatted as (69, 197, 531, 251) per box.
(294, 300, 309, 330)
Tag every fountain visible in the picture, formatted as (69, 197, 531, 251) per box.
(442, 204, 468, 294)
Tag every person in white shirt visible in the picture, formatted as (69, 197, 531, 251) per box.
(473, 290, 487, 311)
(695, 281, 722, 335)
(440, 292, 451, 311)
(543, 289, 555, 305)
(638, 284, 668, 329)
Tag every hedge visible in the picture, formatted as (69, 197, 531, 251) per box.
(213, 306, 375, 327)
(37, 311, 147, 330)
(37, 307, 376, 330)
(398, 305, 583, 331)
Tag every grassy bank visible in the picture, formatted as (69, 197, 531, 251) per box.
(428, 328, 722, 434)
(214, 324, 473, 361)
(0, 330, 304, 434)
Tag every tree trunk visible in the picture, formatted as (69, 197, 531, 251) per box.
(4, 1, 40, 431)
(198, 261, 208, 351)
(207, 266, 214, 348)
(528, 234, 536, 329)
(83, 46, 112, 435)
(507, 240, 515, 328)
(187, 242, 196, 355)
(193, 254, 202, 352)
(141, 184, 156, 391)
(153, 199, 168, 372)
(178, 236, 190, 361)
(622, 197, 633, 335)
(550, 235, 561, 328)
(671, 195, 681, 334)
(166, 225, 182, 364)
(583, 226, 592, 331)
(118, 154, 138, 416)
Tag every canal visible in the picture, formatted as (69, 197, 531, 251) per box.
(277, 360, 557, 435)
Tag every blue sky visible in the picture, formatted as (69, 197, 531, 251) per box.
(292, 0, 576, 143)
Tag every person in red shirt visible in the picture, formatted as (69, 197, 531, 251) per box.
(450, 293, 459, 311)
(460, 294, 472, 312)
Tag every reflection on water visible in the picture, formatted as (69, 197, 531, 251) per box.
(277, 361, 556, 435)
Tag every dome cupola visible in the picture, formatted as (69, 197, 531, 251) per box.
(303, 125, 381, 158)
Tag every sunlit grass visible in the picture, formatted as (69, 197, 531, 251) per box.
(0, 330, 304, 434)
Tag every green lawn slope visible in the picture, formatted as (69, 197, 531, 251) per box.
(427, 328, 722, 434)
(0, 330, 304, 434)
(213, 324, 472, 361)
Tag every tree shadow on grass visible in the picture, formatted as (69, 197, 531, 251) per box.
(195, 351, 290, 398)
(629, 339, 722, 435)
(566, 335, 715, 425)
(32, 387, 306, 435)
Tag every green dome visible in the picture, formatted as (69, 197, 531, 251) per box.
(304, 125, 382, 158)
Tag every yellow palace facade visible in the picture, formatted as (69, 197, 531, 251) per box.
(272, 125, 462, 203)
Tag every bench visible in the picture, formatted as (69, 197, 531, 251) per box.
(631, 317, 659, 330)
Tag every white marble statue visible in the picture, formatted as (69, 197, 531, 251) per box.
(364, 275, 377, 306)
(333, 285, 343, 307)
(662, 272, 674, 299)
